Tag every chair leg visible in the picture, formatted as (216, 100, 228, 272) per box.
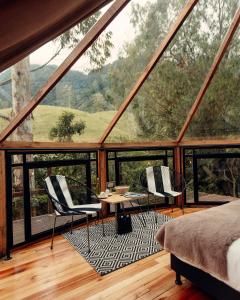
(182, 196, 185, 215)
(86, 214, 91, 253)
(70, 215, 73, 234)
(136, 200, 146, 227)
(154, 196, 158, 224)
(100, 210, 105, 236)
(51, 215, 57, 250)
(147, 193, 150, 213)
(95, 211, 99, 225)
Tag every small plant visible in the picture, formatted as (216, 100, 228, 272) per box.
(49, 111, 85, 142)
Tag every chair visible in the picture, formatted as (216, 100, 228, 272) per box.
(140, 166, 165, 223)
(140, 166, 185, 221)
(44, 175, 105, 252)
(161, 166, 185, 213)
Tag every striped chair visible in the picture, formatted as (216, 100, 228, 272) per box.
(141, 166, 185, 221)
(44, 175, 105, 252)
(145, 166, 166, 222)
(160, 166, 182, 197)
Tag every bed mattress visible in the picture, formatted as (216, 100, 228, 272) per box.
(155, 200, 240, 292)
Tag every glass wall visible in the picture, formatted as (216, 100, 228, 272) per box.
(6, 151, 97, 247)
(184, 147, 240, 204)
(107, 149, 174, 210)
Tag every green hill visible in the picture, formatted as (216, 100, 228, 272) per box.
(0, 105, 137, 142)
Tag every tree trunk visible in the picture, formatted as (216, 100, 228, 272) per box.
(11, 57, 33, 141)
(11, 57, 35, 191)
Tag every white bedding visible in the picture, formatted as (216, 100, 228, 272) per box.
(227, 237, 240, 291)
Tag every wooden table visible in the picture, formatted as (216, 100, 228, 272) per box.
(101, 193, 147, 235)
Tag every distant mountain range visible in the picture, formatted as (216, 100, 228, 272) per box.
(0, 64, 114, 113)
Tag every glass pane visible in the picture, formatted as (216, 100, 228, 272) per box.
(1, 0, 188, 143)
(184, 10, 240, 140)
(185, 156, 194, 204)
(118, 159, 164, 192)
(116, 149, 170, 157)
(0, 9, 105, 135)
(26, 152, 90, 162)
(30, 164, 89, 235)
(12, 166, 25, 245)
(107, 159, 116, 183)
(106, 0, 239, 142)
(198, 157, 240, 203)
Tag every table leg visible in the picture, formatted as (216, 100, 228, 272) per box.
(115, 203, 122, 236)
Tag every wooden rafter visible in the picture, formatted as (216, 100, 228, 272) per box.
(179, 137, 240, 148)
(177, 8, 240, 143)
(0, 140, 177, 150)
(3, 138, 240, 150)
(98, 0, 199, 144)
(0, 0, 130, 144)
(0, 141, 101, 150)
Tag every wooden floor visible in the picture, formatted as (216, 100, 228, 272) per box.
(0, 208, 213, 300)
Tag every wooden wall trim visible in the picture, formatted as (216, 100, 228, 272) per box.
(0, 141, 101, 150)
(2, 138, 240, 151)
(179, 138, 240, 148)
(98, 0, 199, 144)
(0, 151, 7, 257)
(177, 8, 240, 143)
(0, 0, 130, 143)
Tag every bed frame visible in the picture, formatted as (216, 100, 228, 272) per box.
(171, 254, 240, 300)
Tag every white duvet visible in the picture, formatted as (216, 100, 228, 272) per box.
(227, 238, 240, 291)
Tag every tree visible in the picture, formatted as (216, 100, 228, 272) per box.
(0, 9, 113, 136)
(109, 0, 240, 140)
(11, 57, 33, 141)
(49, 111, 85, 142)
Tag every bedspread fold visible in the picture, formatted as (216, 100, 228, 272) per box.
(155, 200, 240, 280)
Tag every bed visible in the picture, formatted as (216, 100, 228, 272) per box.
(155, 200, 240, 300)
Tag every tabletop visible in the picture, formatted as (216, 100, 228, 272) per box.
(100, 192, 146, 204)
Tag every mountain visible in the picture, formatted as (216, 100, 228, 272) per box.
(0, 64, 114, 112)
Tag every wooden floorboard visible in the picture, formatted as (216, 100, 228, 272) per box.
(0, 208, 213, 300)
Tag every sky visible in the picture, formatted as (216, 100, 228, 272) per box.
(30, 0, 143, 72)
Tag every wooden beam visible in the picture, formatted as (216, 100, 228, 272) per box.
(98, 150, 107, 191)
(0, 0, 130, 143)
(99, 0, 199, 144)
(0, 151, 7, 257)
(177, 8, 240, 143)
(173, 147, 184, 207)
(4, 138, 240, 151)
(179, 137, 240, 148)
(0, 141, 101, 150)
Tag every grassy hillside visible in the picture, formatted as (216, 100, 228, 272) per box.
(0, 105, 138, 142)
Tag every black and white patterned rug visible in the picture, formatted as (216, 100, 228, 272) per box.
(63, 211, 171, 276)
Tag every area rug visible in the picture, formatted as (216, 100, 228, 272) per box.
(63, 211, 171, 275)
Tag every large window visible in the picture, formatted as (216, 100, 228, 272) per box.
(184, 147, 240, 204)
(107, 148, 174, 210)
(6, 151, 97, 248)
